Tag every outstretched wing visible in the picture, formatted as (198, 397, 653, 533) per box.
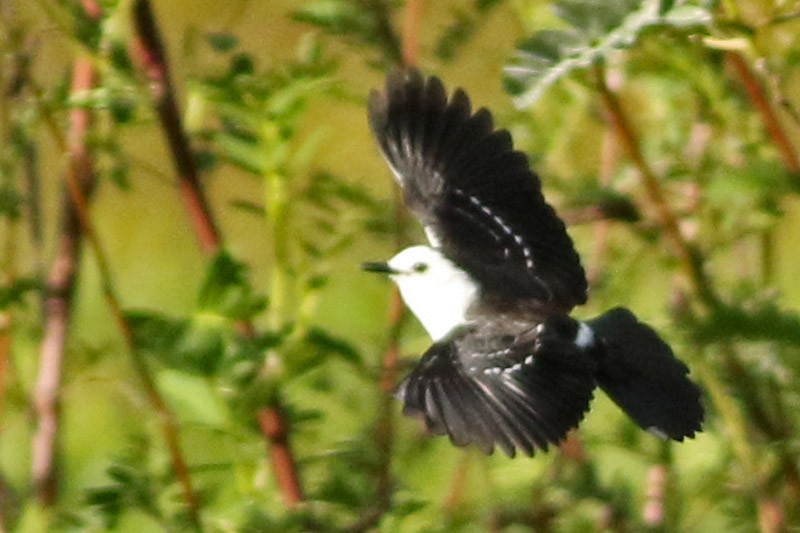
(369, 68, 587, 310)
(396, 327, 596, 457)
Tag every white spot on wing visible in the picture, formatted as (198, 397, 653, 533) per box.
(424, 226, 441, 247)
(647, 426, 669, 440)
(454, 189, 536, 271)
(575, 322, 595, 349)
(503, 362, 523, 375)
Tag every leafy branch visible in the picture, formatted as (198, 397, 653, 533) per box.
(505, 0, 712, 107)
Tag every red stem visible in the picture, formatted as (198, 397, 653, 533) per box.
(402, 0, 422, 66)
(727, 52, 800, 175)
(131, 0, 221, 253)
(257, 406, 304, 506)
(593, 64, 718, 307)
(30, 53, 96, 507)
(130, 0, 303, 508)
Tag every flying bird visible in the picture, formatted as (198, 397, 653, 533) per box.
(363, 68, 703, 457)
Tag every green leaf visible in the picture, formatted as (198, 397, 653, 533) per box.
(505, 0, 712, 107)
(705, 160, 789, 235)
(84, 457, 160, 530)
(197, 251, 267, 320)
(305, 327, 363, 368)
(292, 1, 379, 42)
(126, 311, 226, 375)
(156, 369, 231, 428)
(0, 277, 41, 309)
(283, 326, 364, 377)
(0, 184, 25, 220)
(554, 0, 641, 38)
(292, 0, 401, 64)
(688, 298, 800, 347)
(214, 129, 267, 175)
(207, 32, 239, 52)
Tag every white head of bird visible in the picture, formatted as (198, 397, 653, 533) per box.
(381, 245, 479, 342)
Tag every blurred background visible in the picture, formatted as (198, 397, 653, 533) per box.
(2, 0, 800, 531)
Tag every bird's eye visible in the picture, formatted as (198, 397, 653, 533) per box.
(412, 262, 428, 273)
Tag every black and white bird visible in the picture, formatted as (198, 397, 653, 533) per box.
(363, 68, 703, 457)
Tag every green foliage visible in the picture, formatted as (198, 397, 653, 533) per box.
(2, 0, 800, 531)
(126, 251, 268, 375)
(435, 0, 508, 60)
(84, 460, 162, 529)
(0, 277, 40, 310)
(293, 0, 402, 65)
(505, 0, 712, 106)
(197, 252, 267, 321)
(688, 294, 800, 347)
(0, 184, 24, 220)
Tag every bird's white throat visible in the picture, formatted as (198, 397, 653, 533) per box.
(387, 246, 479, 341)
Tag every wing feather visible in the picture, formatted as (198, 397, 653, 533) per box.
(369, 68, 587, 309)
(395, 329, 595, 457)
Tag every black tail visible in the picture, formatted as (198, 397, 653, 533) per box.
(587, 307, 703, 441)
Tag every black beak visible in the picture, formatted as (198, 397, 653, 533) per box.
(361, 261, 398, 274)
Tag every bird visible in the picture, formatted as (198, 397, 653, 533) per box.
(362, 68, 703, 457)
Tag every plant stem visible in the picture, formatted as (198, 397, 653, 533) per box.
(30, 38, 96, 509)
(265, 171, 290, 330)
(260, 167, 305, 506)
(362, 0, 403, 65)
(130, 0, 304, 509)
(592, 63, 718, 308)
(131, 0, 221, 253)
(725, 51, 799, 285)
(402, 0, 423, 66)
(347, 4, 413, 531)
(25, 4, 203, 524)
(726, 52, 800, 176)
(257, 406, 303, 506)
(593, 60, 800, 505)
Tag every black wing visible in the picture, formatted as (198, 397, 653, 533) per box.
(396, 327, 596, 457)
(369, 68, 587, 310)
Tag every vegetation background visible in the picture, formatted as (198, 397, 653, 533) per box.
(1, 0, 800, 531)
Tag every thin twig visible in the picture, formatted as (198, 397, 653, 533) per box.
(721, 54, 800, 500)
(757, 498, 784, 533)
(346, 5, 414, 531)
(642, 464, 667, 527)
(726, 51, 799, 285)
(0, 310, 10, 430)
(130, 0, 221, 253)
(594, 60, 800, 505)
(592, 63, 719, 308)
(129, 0, 303, 508)
(26, 6, 203, 524)
(257, 406, 304, 506)
(30, 32, 98, 507)
(0, 0, 25, 424)
(401, 0, 422, 66)
(727, 52, 800, 176)
(362, 0, 403, 65)
(442, 453, 472, 517)
(375, 0, 419, 502)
